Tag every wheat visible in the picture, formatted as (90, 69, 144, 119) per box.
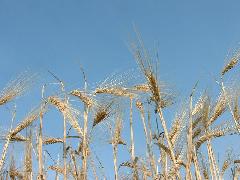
(48, 96, 83, 136)
(195, 131, 225, 150)
(43, 137, 64, 145)
(24, 130, 32, 179)
(95, 87, 136, 98)
(11, 104, 46, 136)
(111, 117, 123, 180)
(1, 36, 240, 180)
(9, 157, 24, 179)
(71, 89, 94, 107)
(11, 134, 28, 142)
(130, 35, 179, 176)
(222, 49, 240, 75)
(0, 72, 36, 106)
(132, 84, 150, 92)
(208, 93, 226, 126)
(48, 165, 64, 174)
(93, 101, 113, 127)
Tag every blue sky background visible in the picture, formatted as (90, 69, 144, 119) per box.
(0, 0, 240, 179)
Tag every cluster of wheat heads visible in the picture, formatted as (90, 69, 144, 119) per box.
(0, 41, 240, 180)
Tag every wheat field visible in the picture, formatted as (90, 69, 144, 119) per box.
(0, 37, 239, 180)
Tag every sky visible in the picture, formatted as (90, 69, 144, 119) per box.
(0, 0, 240, 179)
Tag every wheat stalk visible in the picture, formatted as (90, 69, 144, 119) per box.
(130, 34, 178, 177)
(111, 117, 123, 180)
(24, 129, 33, 180)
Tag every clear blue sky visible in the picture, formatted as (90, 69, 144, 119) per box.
(0, 0, 240, 179)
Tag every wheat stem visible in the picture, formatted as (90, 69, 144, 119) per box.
(136, 101, 156, 177)
(192, 146, 202, 180)
(129, 98, 135, 161)
(186, 83, 197, 179)
(157, 107, 178, 175)
(38, 110, 44, 179)
(113, 143, 118, 180)
(82, 105, 89, 180)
